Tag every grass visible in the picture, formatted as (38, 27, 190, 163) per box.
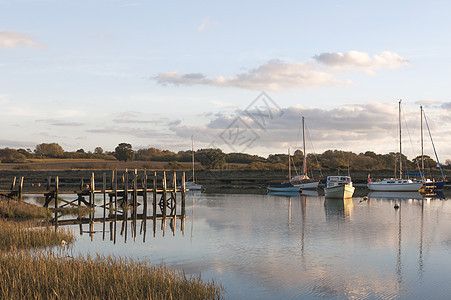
(0, 251, 224, 299)
(0, 197, 52, 219)
(0, 220, 74, 251)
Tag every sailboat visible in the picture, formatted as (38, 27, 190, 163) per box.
(185, 136, 203, 191)
(290, 116, 320, 189)
(267, 148, 302, 192)
(367, 100, 423, 192)
(416, 105, 446, 190)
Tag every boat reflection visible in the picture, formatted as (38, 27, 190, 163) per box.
(300, 189, 319, 197)
(324, 197, 354, 218)
(267, 191, 301, 197)
(367, 191, 423, 200)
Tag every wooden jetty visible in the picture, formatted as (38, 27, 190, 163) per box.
(0, 169, 188, 238)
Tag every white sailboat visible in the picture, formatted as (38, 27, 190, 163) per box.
(367, 100, 423, 192)
(185, 136, 203, 191)
(290, 116, 320, 190)
(415, 105, 446, 190)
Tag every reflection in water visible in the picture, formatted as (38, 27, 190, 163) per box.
(25, 189, 451, 299)
(324, 197, 354, 218)
(368, 191, 424, 200)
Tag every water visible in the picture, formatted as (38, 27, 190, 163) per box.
(30, 189, 451, 299)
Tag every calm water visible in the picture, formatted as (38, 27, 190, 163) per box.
(30, 189, 451, 299)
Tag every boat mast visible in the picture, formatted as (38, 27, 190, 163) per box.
(302, 116, 306, 176)
(192, 135, 195, 183)
(288, 148, 291, 182)
(421, 105, 424, 174)
(399, 100, 402, 179)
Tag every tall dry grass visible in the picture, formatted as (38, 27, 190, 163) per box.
(0, 198, 51, 219)
(0, 251, 224, 299)
(0, 220, 73, 251)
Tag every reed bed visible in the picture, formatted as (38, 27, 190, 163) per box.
(0, 198, 51, 219)
(0, 220, 74, 251)
(0, 251, 224, 299)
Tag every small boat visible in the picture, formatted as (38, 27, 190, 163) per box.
(367, 178, 423, 192)
(291, 117, 320, 190)
(267, 182, 301, 192)
(185, 181, 203, 191)
(324, 176, 355, 198)
(184, 135, 204, 191)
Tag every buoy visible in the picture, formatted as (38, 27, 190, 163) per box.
(394, 203, 399, 209)
(61, 240, 67, 247)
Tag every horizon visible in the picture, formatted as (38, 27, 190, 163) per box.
(1, 1, 450, 161)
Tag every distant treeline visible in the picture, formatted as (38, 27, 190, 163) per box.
(0, 142, 450, 171)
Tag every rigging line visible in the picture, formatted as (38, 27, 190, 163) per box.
(423, 111, 445, 179)
(305, 123, 323, 178)
(400, 104, 422, 176)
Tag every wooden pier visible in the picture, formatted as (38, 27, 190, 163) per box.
(0, 169, 188, 238)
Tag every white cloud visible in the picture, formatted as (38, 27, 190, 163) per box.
(154, 60, 349, 91)
(0, 31, 44, 49)
(313, 50, 409, 72)
(198, 18, 210, 32)
(154, 51, 408, 91)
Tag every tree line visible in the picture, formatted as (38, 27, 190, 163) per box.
(0, 142, 450, 171)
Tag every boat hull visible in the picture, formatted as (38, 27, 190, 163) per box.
(367, 182, 423, 192)
(422, 180, 445, 190)
(267, 186, 301, 192)
(325, 184, 355, 198)
(293, 181, 319, 190)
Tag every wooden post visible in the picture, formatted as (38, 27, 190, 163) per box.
(114, 169, 118, 212)
(182, 172, 186, 218)
(163, 171, 167, 218)
(55, 176, 59, 209)
(103, 172, 106, 219)
(10, 176, 16, 191)
(143, 169, 148, 214)
(172, 172, 177, 218)
(133, 169, 138, 208)
(18, 176, 24, 202)
(153, 172, 157, 237)
(124, 169, 129, 206)
(90, 172, 95, 207)
(153, 172, 157, 217)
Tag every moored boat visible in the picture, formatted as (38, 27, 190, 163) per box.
(324, 176, 355, 198)
(367, 178, 423, 192)
(267, 182, 301, 192)
(367, 100, 422, 192)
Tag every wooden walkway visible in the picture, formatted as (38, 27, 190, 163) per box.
(1, 170, 188, 237)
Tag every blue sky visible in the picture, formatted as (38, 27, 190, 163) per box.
(1, 0, 450, 161)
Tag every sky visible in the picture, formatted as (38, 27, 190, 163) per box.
(0, 0, 450, 162)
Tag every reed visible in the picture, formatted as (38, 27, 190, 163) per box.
(0, 220, 74, 251)
(0, 198, 51, 219)
(0, 251, 224, 299)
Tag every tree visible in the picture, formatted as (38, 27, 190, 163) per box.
(114, 143, 135, 161)
(196, 148, 225, 169)
(0, 148, 27, 163)
(35, 143, 64, 158)
(94, 147, 104, 155)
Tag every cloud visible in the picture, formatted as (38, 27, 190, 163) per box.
(36, 119, 84, 127)
(441, 102, 451, 110)
(313, 51, 409, 72)
(154, 60, 349, 91)
(168, 102, 442, 156)
(198, 18, 210, 31)
(0, 31, 44, 48)
(154, 51, 408, 91)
